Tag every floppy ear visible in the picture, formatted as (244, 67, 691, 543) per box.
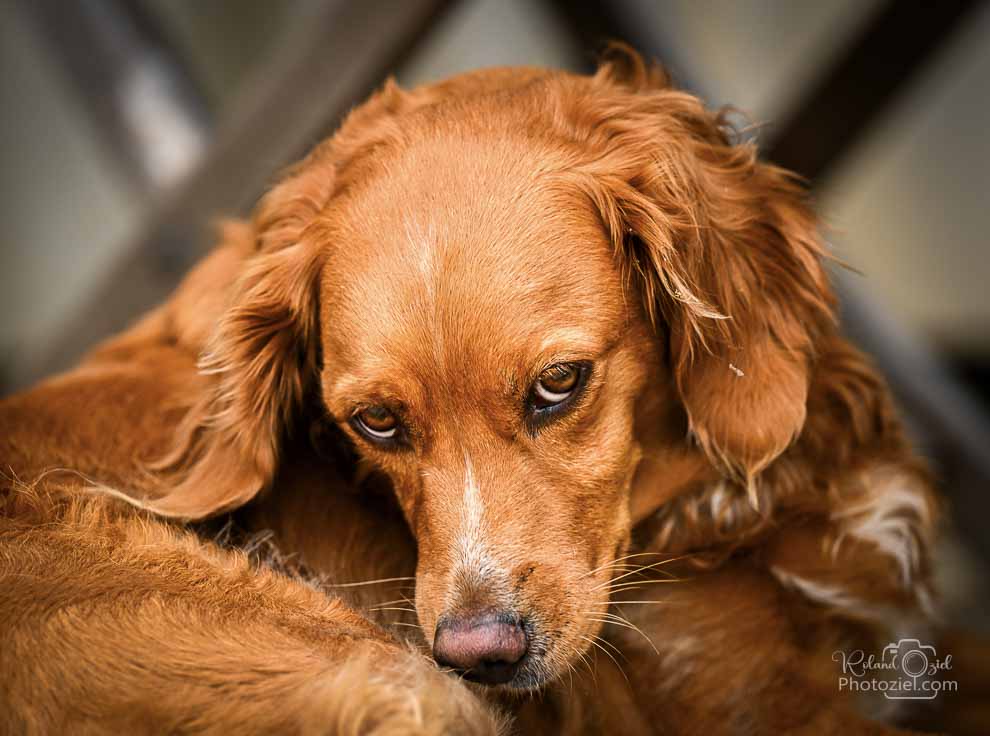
(576, 53, 835, 490)
(141, 79, 444, 519)
(144, 145, 335, 519)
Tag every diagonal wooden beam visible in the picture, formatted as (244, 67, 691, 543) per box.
(11, 0, 458, 389)
(767, 0, 981, 182)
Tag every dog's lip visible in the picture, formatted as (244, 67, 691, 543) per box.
(459, 650, 534, 687)
(470, 652, 550, 691)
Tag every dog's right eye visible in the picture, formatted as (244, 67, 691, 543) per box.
(526, 361, 590, 429)
(351, 406, 400, 443)
(532, 363, 581, 408)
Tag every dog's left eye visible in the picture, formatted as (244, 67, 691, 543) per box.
(533, 364, 579, 406)
(351, 406, 401, 443)
(528, 362, 589, 421)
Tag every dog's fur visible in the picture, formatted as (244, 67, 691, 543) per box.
(1, 52, 940, 734)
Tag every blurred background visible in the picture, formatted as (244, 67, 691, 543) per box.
(1, 0, 988, 626)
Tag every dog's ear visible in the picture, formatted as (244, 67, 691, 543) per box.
(143, 146, 334, 519)
(142, 79, 437, 519)
(576, 52, 835, 489)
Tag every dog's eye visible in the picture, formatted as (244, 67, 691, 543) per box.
(352, 406, 400, 441)
(533, 363, 580, 407)
(527, 362, 590, 426)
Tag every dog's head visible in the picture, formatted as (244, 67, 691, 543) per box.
(148, 52, 833, 689)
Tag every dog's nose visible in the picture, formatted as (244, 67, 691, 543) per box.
(432, 611, 528, 684)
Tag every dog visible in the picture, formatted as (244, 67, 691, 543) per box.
(1, 50, 940, 734)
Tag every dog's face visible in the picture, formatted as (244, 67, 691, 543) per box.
(318, 137, 660, 687)
(149, 54, 833, 690)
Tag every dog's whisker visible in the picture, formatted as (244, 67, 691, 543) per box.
(365, 598, 410, 608)
(612, 575, 690, 586)
(591, 557, 691, 590)
(581, 551, 679, 579)
(592, 565, 689, 590)
(587, 612, 639, 627)
(326, 576, 416, 589)
(605, 584, 644, 596)
(594, 570, 690, 594)
(589, 631, 627, 661)
(564, 658, 576, 696)
(370, 606, 418, 614)
(582, 552, 694, 577)
(604, 578, 689, 595)
(580, 634, 629, 684)
(573, 643, 598, 686)
(585, 613, 659, 655)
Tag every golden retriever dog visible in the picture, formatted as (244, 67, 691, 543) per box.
(1, 50, 941, 734)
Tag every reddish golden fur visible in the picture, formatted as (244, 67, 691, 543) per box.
(2, 51, 940, 733)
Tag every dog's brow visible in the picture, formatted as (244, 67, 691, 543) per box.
(323, 372, 407, 414)
(325, 374, 370, 404)
(537, 328, 600, 355)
